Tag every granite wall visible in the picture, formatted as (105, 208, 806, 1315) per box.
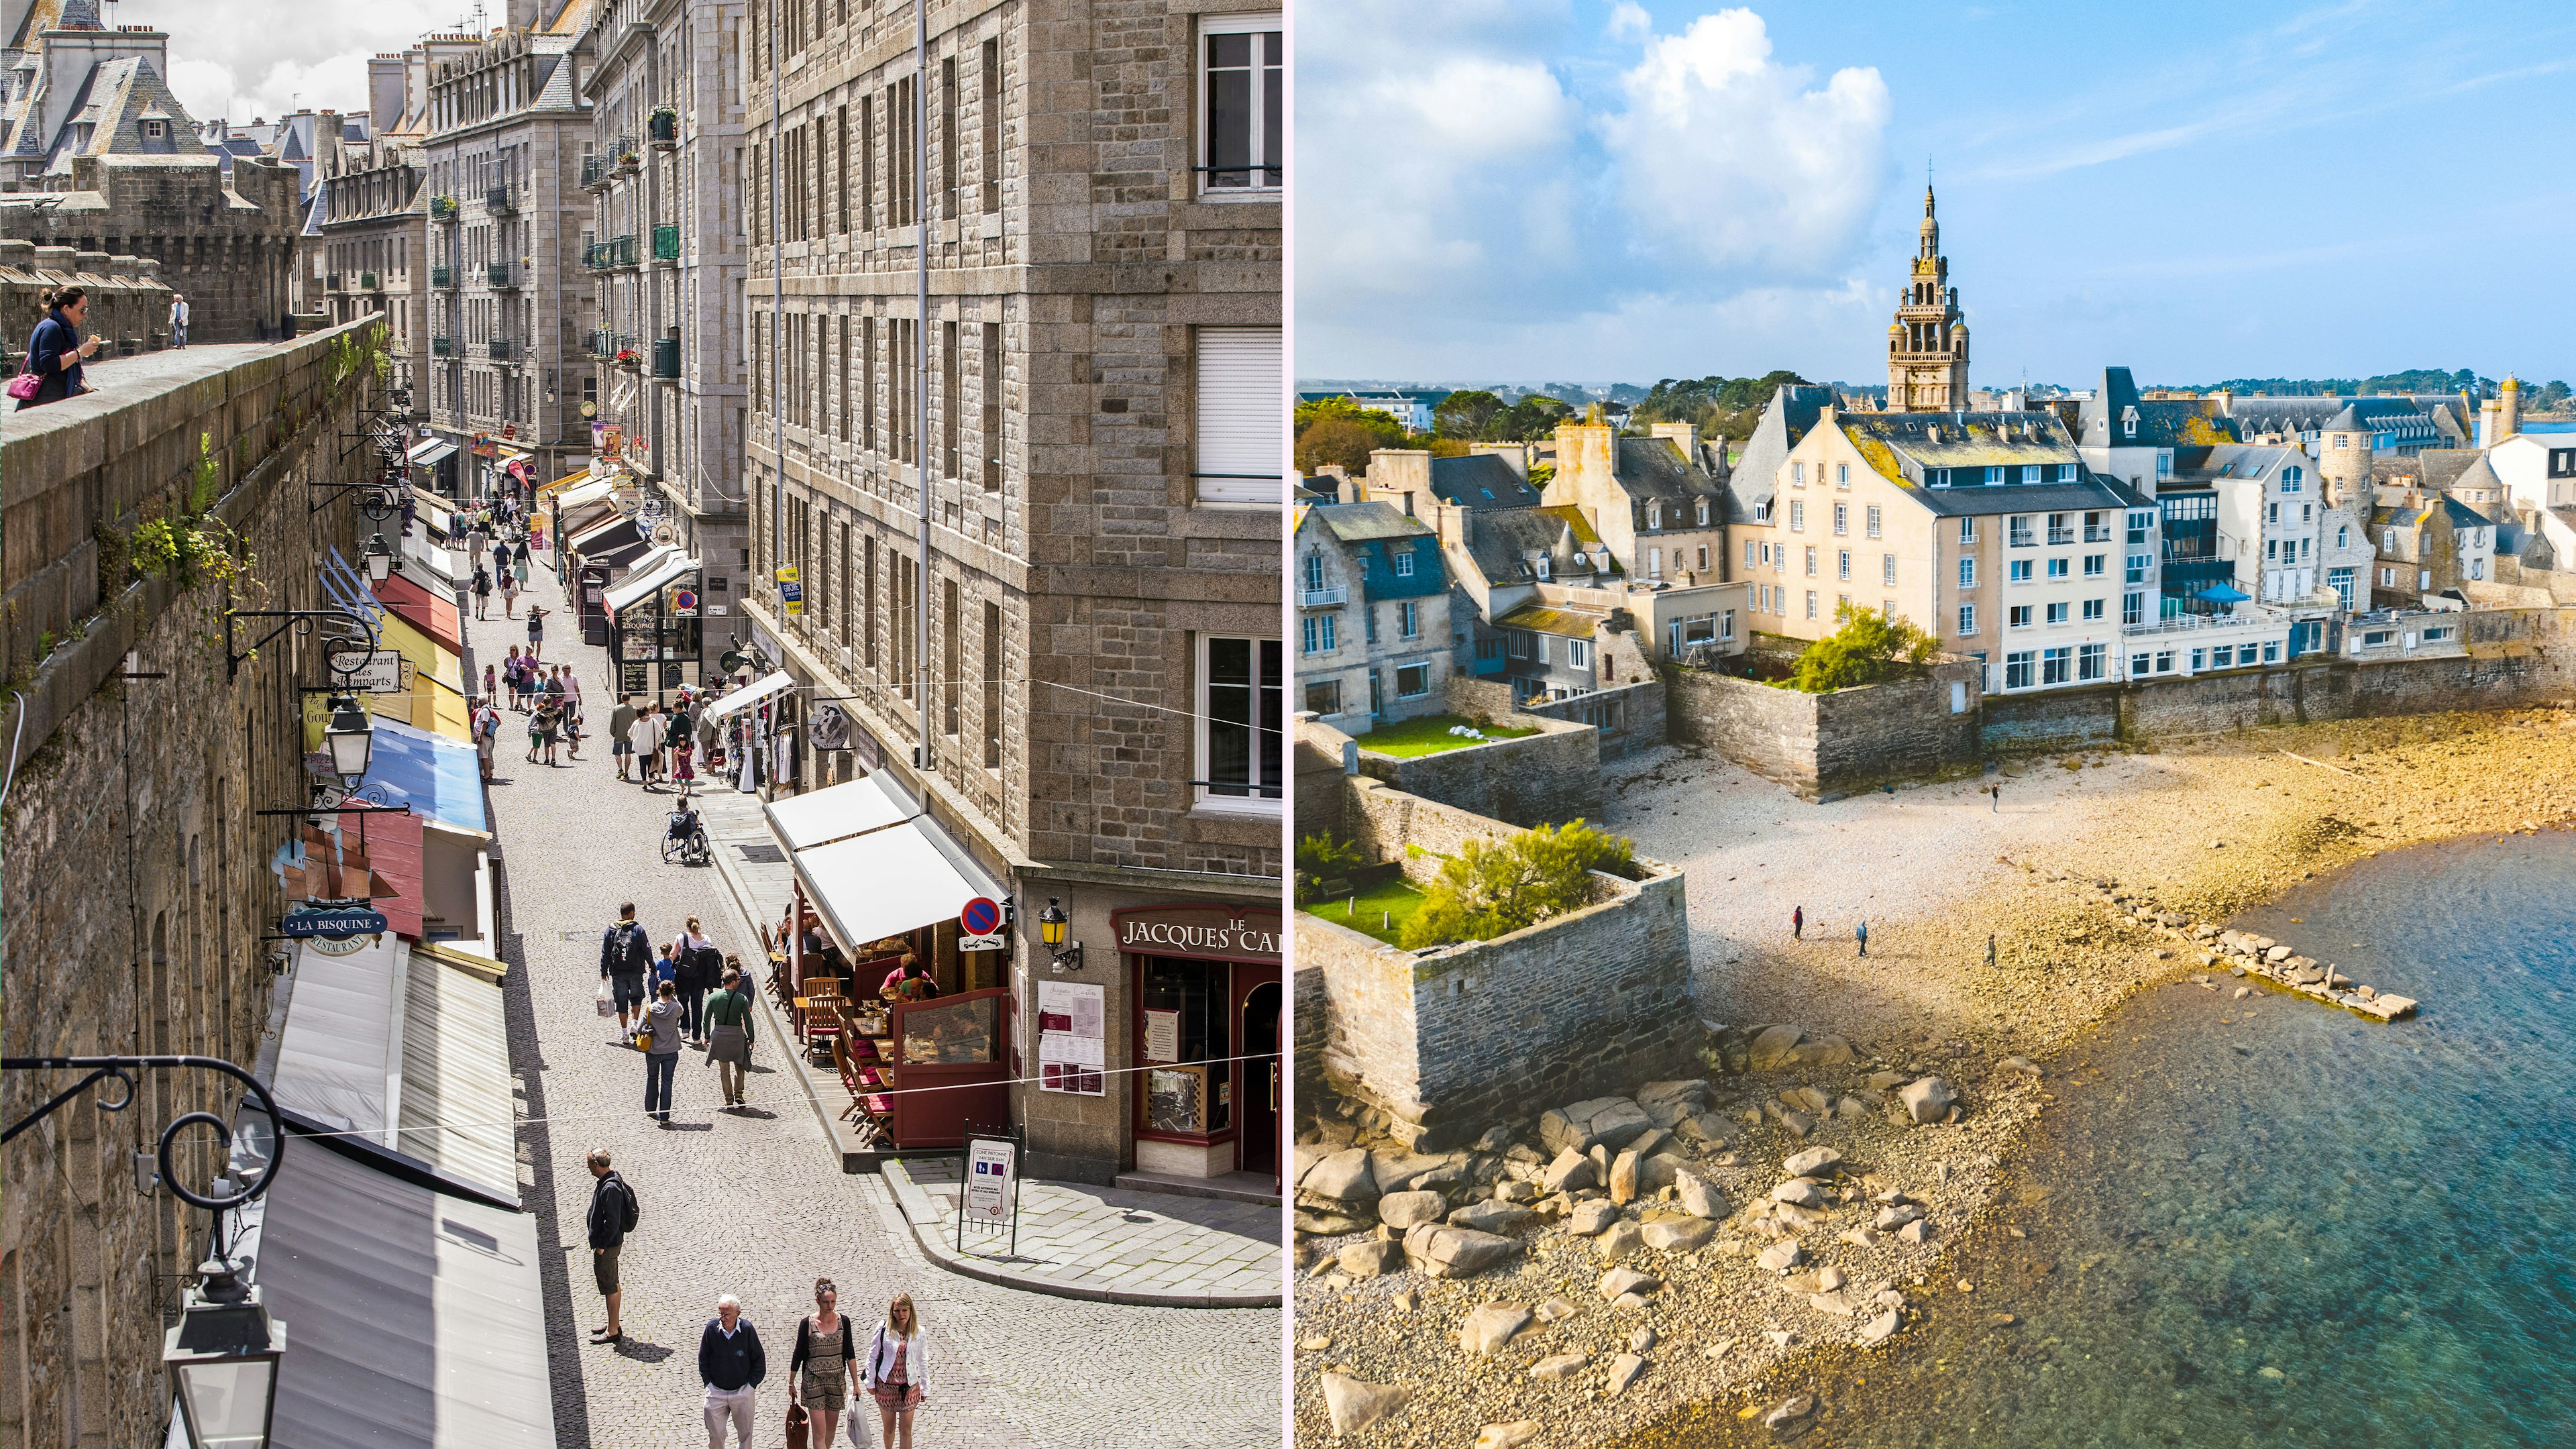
(1664, 659, 1983, 799)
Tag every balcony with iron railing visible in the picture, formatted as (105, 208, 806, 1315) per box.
(430, 265, 453, 288)
(651, 335, 681, 380)
(651, 225, 680, 262)
(431, 335, 456, 358)
(649, 109, 679, 147)
(581, 154, 610, 189)
(608, 234, 638, 268)
(360, 272, 380, 291)
(323, 272, 342, 292)
(590, 330, 630, 361)
(486, 184, 517, 215)
(1299, 586, 1348, 608)
(486, 339, 518, 362)
(487, 262, 518, 288)
(429, 195, 458, 221)
(612, 137, 639, 173)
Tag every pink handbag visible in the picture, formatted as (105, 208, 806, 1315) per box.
(5, 372, 40, 401)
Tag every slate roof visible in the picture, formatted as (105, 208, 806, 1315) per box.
(2169, 443, 2308, 485)
(1455, 506, 1605, 588)
(1428, 453, 1542, 509)
(1834, 410, 2146, 517)
(1724, 383, 1835, 525)
(2373, 497, 2488, 531)
(1609, 435, 1724, 509)
(1308, 500, 1432, 545)
(2079, 367, 2241, 449)
(2371, 449, 2481, 492)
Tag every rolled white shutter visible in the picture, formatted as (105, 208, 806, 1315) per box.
(1195, 327, 1282, 503)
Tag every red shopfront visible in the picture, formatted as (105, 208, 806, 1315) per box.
(1117, 904, 1283, 1190)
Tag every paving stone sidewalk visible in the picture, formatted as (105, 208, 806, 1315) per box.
(687, 733, 1285, 1310)
(883, 1159, 1281, 1307)
(463, 566, 1277, 1449)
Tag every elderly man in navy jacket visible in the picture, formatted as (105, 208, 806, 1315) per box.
(700, 1293, 767, 1448)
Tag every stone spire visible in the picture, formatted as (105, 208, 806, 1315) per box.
(1886, 185, 1968, 413)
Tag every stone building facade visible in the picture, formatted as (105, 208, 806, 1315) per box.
(315, 101, 428, 413)
(0, 325, 381, 1449)
(580, 0, 750, 602)
(742, 0, 1284, 1186)
(0, 5, 299, 342)
(421, 3, 598, 493)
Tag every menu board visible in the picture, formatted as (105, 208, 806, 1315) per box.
(1036, 981, 1104, 1095)
(1143, 1009, 1181, 1065)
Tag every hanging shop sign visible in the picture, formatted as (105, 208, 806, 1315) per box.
(1111, 904, 1284, 965)
(281, 900, 389, 941)
(775, 565, 802, 615)
(810, 704, 851, 751)
(1036, 981, 1106, 1095)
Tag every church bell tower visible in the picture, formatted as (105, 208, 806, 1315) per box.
(1886, 186, 1969, 412)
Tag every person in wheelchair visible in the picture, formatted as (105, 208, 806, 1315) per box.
(662, 803, 709, 864)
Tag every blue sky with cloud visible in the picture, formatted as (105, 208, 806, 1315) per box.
(1295, 1, 2576, 390)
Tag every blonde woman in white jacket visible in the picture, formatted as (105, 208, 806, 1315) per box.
(862, 1294, 928, 1449)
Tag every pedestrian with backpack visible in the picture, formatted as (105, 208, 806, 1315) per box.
(601, 903, 653, 1034)
(471, 696, 500, 782)
(585, 1148, 638, 1344)
(704, 963, 757, 1108)
(472, 565, 492, 621)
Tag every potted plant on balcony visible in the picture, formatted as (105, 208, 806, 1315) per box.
(614, 347, 641, 372)
(616, 145, 641, 173)
(649, 107, 679, 147)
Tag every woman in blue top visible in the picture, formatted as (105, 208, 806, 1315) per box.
(18, 285, 99, 409)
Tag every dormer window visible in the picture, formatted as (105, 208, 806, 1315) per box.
(144, 120, 166, 140)
(2121, 405, 2139, 439)
(1534, 554, 1551, 581)
(1696, 498, 1709, 526)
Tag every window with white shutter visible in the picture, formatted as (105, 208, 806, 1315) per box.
(1195, 327, 1282, 504)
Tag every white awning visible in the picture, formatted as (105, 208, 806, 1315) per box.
(602, 551, 698, 615)
(555, 477, 614, 511)
(407, 439, 458, 466)
(496, 447, 530, 464)
(763, 771, 912, 851)
(794, 817, 1000, 953)
(704, 669, 794, 723)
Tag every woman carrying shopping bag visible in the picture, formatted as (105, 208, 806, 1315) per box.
(790, 1279, 863, 1449)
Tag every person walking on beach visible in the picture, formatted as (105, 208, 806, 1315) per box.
(610, 693, 639, 781)
(862, 1295, 928, 1449)
(585, 1149, 637, 1344)
(1856, 920, 1870, 958)
(705, 964, 756, 1107)
(700, 1293, 765, 1449)
(1792, 905, 1804, 940)
(642, 979, 684, 1124)
(602, 903, 653, 1034)
(1989, 782, 2000, 813)
(1986, 934, 1997, 969)
(792, 1279, 863, 1449)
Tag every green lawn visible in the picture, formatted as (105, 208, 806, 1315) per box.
(1357, 713, 1539, 758)
(1301, 877, 1428, 947)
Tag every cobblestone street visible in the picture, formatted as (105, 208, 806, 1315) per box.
(464, 575, 1279, 1448)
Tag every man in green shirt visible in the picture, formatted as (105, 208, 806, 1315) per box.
(704, 965, 757, 1108)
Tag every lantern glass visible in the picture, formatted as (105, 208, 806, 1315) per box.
(1038, 900, 1067, 949)
(363, 536, 391, 583)
(324, 696, 373, 785)
(175, 1351, 276, 1448)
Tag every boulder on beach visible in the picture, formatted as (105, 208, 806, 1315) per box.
(1757, 1238, 1803, 1272)
(1784, 1146, 1845, 1178)
(1898, 1077, 1957, 1124)
(1539, 1097, 1654, 1155)
(1322, 1373, 1411, 1437)
(1607, 1352, 1647, 1395)
(1376, 1189, 1448, 1230)
(1598, 1267, 1660, 1300)
(1640, 1217, 1717, 1253)
(1338, 1238, 1404, 1277)
(1540, 1148, 1597, 1194)
(1529, 1352, 1588, 1381)
(1403, 1223, 1521, 1279)
(1674, 1169, 1727, 1220)
(1448, 1200, 1535, 1236)
(1770, 1179, 1826, 1209)
(1459, 1301, 1532, 1355)
(1297, 1148, 1379, 1210)
(1474, 1421, 1542, 1449)
(1567, 1199, 1622, 1236)
(1592, 1220, 1646, 1263)
(1747, 1024, 1807, 1071)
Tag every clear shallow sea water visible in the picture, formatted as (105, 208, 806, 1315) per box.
(1637, 830, 2576, 1448)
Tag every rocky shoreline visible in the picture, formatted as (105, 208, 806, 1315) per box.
(1293, 706, 2576, 1446)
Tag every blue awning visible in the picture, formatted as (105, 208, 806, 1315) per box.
(356, 718, 488, 834)
(2195, 584, 2251, 603)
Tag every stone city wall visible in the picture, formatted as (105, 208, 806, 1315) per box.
(1358, 708, 1603, 828)
(1980, 608, 2576, 751)
(1446, 669, 1662, 761)
(0, 241, 174, 367)
(0, 323, 380, 1449)
(1664, 658, 1982, 800)
(1301, 769, 1699, 1150)
(0, 154, 300, 344)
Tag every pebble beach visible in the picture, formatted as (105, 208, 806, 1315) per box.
(1292, 706, 2576, 1446)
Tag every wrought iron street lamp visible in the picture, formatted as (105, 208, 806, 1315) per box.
(1036, 898, 1083, 974)
(164, 1254, 286, 1449)
(362, 531, 392, 583)
(321, 692, 373, 790)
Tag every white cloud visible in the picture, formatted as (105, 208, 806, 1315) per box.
(1295, 3, 1896, 378)
(117, 0, 462, 124)
(1599, 9, 1890, 279)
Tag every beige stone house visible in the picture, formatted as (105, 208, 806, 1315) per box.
(1542, 415, 1727, 584)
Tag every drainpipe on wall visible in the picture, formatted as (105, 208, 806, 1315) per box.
(768, 0, 783, 576)
(913, 0, 932, 772)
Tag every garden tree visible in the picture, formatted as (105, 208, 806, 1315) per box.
(1296, 417, 1395, 476)
(2532, 380, 2572, 411)
(1634, 369, 1812, 441)
(1789, 601, 1940, 693)
(1434, 389, 1505, 439)
(1295, 394, 1408, 436)
(1398, 820, 1636, 949)
(1482, 393, 1573, 442)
